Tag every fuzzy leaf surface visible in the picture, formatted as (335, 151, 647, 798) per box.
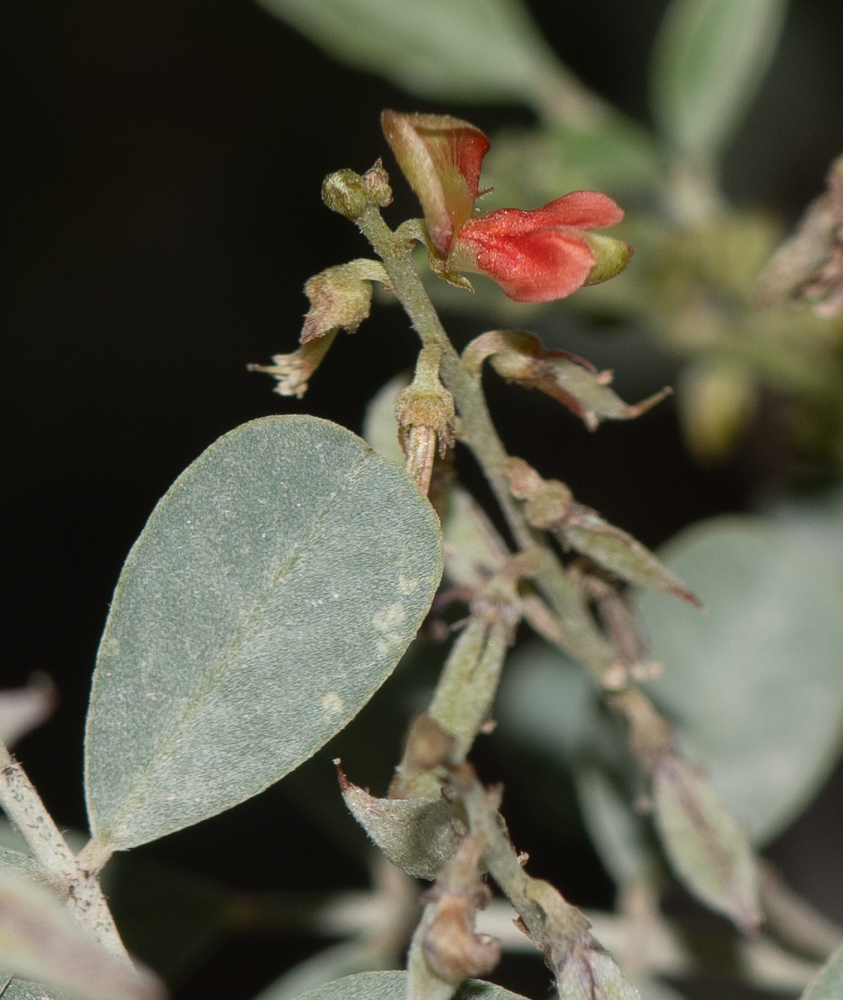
(85, 416, 442, 850)
(654, 755, 760, 932)
(339, 775, 464, 879)
(286, 971, 528, 1000)
(638, 516, 843, 845)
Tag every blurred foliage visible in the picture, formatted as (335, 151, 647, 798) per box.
(264, 0, 843, 473)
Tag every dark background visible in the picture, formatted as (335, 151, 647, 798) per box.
(4, 1, 843, 997)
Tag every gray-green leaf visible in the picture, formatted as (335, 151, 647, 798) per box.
(338, 772, 464, 879)
(650, 0, 788, 161)
(252, 0, 583, 115)
(800, 940, 843, 1000)
(638, 516, 843, 846)
(85, 416, 442, 851)
(284, 970, 529, 1000)
(653, 754, 760, 933)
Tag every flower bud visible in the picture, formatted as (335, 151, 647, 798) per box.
(395, 347, 456, 494)
(583, 233, 634, 285)
(321, 168, 369, 219)
(363, 160, 393, 207)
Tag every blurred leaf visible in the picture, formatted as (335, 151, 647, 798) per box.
(573, 766, 658, 889)
(650, 0, 788, 160)
(0, 869, 162, 1000)
(254, 940, 395, 1000)
(0, 679, 56, 748)
(338, 770, 464, 879)
(677, 357, 757, 462)
(765, 487, 843, 581)
(556, 948, 640, 1000)
(800, 940, 843, 1000)
(442, 487, 509, 591)
(654, 754, 760, 933)
(496, 641, 597, 763)
(253, 0, 582, 113)
(284, 970, 529, 1000)
(85, 416, 443, 851)
(362, 374, 408, 468)
(638, 516, 843, 845)
(485, 120, 660, 209)
(633, 980, 688, 1000)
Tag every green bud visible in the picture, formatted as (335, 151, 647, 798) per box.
(321, 168, 369, 219)
(583, 233, 634, 285)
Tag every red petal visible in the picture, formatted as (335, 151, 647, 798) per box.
(461, 226, 596, 302)
(528, 191, 624, 229)
(381, 110, 490, 255)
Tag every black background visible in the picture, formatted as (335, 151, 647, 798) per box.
(4, 1, 843, 997)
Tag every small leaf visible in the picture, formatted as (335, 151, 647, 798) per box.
(283, 970, 530, 1000)
(573, 766, 658, 889)
(544, 358, 670, 431)
(338, 770, 465, 879)
(497, 641, 597, 763)
(650, 0, 788, 160)
(85, 416, 442, 851)
(654, 754, 760, 933)
(465, 330, 670, 431)
(253, 0, 592, 118)
(362, 374, 409, 468)
(800, 940, 843, 1000)
(556, 947, 641, 1000)
(442, 487, 509, 591)
(638, 516, 843, 845)
(563, 512, 701, 607)
(0, 869, 162, 1000)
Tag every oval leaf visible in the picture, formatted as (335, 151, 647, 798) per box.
(650, 0, 788, 160)
(85, 416, 442, 850)
(285, 970, 529, 1000)
(638, 517, 843, 846)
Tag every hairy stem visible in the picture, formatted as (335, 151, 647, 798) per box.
(0, 743, 129, 959)
(356, 205, 616, 684)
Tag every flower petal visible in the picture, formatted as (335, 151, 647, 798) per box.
(456, 223, 596, 302)
(534, 190, 625, 229)
(382, 110, 490, 255)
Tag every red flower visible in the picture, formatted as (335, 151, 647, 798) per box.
(381, 111, 631, 302)
(381, 110, 490, 257)
(451, 192, 631, 303)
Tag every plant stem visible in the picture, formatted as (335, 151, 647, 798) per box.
(356, 206, 533, 551)
(0, 743, 129, 959)
(356, 205, 617, 684)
